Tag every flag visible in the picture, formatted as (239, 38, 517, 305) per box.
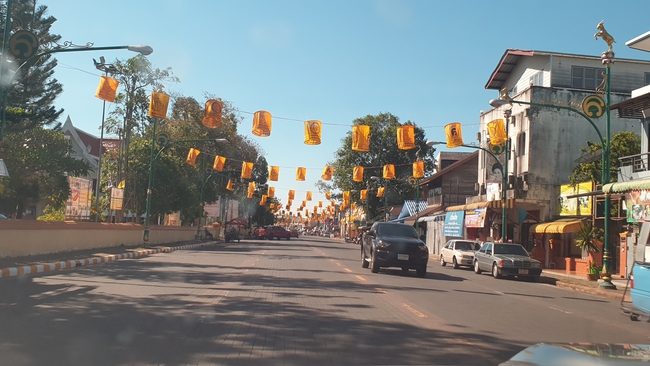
(117, 180, 125, 189)
(518, 208, 529, 225)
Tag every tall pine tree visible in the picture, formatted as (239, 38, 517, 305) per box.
(0, 0, 63, 133)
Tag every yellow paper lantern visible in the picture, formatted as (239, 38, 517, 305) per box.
(383, 164, 395, 179)
(268, 186, 275, 198)
(148, 90, 170, 119)
(213, 155, 226, 171)
(304, 120, 322, 145)
(321, 165, 334, 180)
(413, 161, 425, 179)
(247, 182, 256, 198)
(360, 189, 367, 200)
(288, 190, 295, 200)
(226, 179, 234, 191)
(351, 202, 357, 210)
(202, 99, 223, 129)
(343, 191, 350, 204)
(252, 110, 272, 137)
(352, 125, 370, 152)
(185, 148, 200, 166)
(487, 119, 507, 146)
(301, 200, 307, 207)
(306, 191, 312, 201)
(331, 200, 335, 207)
(241, 161, 254, 179)
(444, 122, 464, 148)
(296, 167, 306, 181)
(318, 201, 323, 208)
(95, 76, 119, 102)
(397, 125, 416, 150)
(269, 166, 280, 181)
(377, 187, 385, 197)
(288, 199, 293, 206)
(325, 191, 331, 200)
(260, 195, 268, 206)
(353, 166, 364, 182)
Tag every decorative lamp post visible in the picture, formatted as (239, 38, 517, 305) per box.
(427, 140, 509, 241)
(0, 1, 153, 140)
(483, 21, 617, 289)
(142, 136, 227, 242)
(93, 57, 118, 222)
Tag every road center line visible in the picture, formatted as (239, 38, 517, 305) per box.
(375, 287, 387, 294)
(355, 275, 367, 281)
(343, 268, 352, 273)
(402, 303, 427, 318)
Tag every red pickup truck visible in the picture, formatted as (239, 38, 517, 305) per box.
(258, 226, 292, 240)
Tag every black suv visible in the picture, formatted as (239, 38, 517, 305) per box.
(361, 222, 429, 277)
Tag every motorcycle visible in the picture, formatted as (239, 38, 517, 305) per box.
(225, 229, 240, 243)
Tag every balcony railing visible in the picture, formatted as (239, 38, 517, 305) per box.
(619, 152, 650, 173)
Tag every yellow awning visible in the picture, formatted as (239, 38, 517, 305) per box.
(530, 220, 584, 234)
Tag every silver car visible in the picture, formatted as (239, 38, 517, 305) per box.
(439, 240, 480, 269)
(473, 242, 542, 281)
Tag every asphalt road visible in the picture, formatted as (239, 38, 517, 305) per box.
(0, 236, 646, 366)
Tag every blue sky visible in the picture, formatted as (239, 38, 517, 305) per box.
(43, 0, 650, 205)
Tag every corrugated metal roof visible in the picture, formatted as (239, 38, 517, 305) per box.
(610, 92, 650, 119)
(603, 177, 650, 193)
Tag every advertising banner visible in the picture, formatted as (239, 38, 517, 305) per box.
(465, 208, 486, 228)
(625, 190, 650, 223)
(65, 177, 92, 220)
(443, 211, 465, 237)
(110, 188, 124, 211)
(558, 182, 592, 216)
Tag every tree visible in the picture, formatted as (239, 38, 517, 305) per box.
(569, 131, 641, 185)
(0, 127, 89, 218)
(0, 0, 64, 133)
(319, 112, 435, 221)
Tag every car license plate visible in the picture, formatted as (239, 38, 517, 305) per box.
(519, 269, 529, 275)
(398, 254, 409, 261)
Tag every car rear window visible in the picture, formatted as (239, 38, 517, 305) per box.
(376, 224, 418, 238)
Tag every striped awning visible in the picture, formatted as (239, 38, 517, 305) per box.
(603, 177, 650, 193)
(445, 198, 515, 212)
(530, 220, 584, 234)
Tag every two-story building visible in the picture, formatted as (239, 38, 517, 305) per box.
(445, 49, 650, 269)
(417, 151, 478, 255)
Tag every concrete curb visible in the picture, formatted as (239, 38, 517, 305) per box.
(553, 280, 629, 302)
(0, 241, 218, 279)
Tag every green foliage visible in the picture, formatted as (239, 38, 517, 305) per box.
(0, 127, 89, 218)
(37, 204, 65, 221)
(569, 131, 641, 185)
(573, 221, 601, 253)
(320, 112, 435, 220)
(588, 261, 602, 274)
(0, 0, 64, 132)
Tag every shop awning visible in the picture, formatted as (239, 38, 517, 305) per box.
(530, 220, 584, 234)
(603, 177, 650, 193)
(445, 199, 514, 212)
(404, 205, 443, 225)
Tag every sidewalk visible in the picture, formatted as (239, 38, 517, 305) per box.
(0, 239, 220, 279)
(541, 269, 630, 302)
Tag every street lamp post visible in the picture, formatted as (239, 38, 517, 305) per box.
(488, 38, 616, 288)
(427, 140, 509, 241)
(142, 137, 227, 242)
(370, 176, 383, 221)
(93, 57, 118, 223)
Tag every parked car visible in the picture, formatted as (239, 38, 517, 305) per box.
(259, 226, 292, 240)
(0, 213, 7, 219)
(473, 242, 541, 281)
(289, 228, 300, 238)
(361, 222, 428, 277)
(440, 240, 481, 269)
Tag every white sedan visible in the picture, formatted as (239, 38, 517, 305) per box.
(440, 240, 481, 269)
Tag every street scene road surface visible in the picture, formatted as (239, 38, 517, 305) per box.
(0, 236, 646, 366)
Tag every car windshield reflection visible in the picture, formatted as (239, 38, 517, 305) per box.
(455, 241, 478, 251)
(376, 225, 418, 238)
(494, 244, 529, 256)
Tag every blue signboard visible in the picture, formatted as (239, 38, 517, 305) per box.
(443, 211, 465, 237)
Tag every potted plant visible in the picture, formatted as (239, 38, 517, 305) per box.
(573, 221, 602, 279)
(587, 261, 602, 281)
